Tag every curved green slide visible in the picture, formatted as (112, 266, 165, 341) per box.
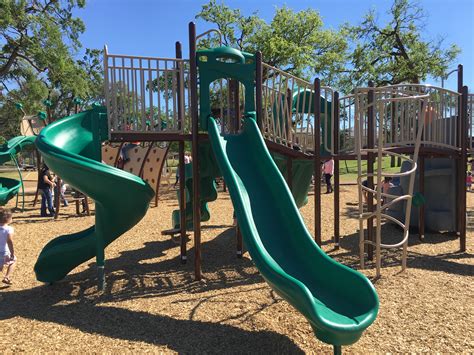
(0, 135, 36, 205)
(172, 141, 220, 229)
(208, 114, 378, 347)
(34, 107, 154, 283)
(0, 177, 22, 206)
(272, 153, 313, 208)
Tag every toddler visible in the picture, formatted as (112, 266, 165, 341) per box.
(0, 208, 16, 285)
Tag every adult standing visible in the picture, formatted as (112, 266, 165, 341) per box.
(38, 164, 56, 217)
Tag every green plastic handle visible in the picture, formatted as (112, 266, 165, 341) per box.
(38, 111, 47, 120)
(73, 97, 83, 105)
(198, 46, 245, 64)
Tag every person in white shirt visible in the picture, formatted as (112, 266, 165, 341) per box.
(323, 158, 334, 194)
(174, 151, 192, 187)
(0, 208, 16, 285)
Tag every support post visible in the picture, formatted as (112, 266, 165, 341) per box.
(418, 156, 425, 240)
(456, 65, 463, 237)
(313, 78, 322, 246)
(255, 51, 263, 130)
(95, 203, 106, 291)
(179, 141, 187, 263)
(32, 149, 41, 207)
(176, 41, 187, 264)
(333, 91, 340, 248)
(367, 81, 375, 260)
(10, 153, 25, 211)
(54, 177, 62, 220)
(460, 85, 468, 251)
(231, 78, 243, 257)
(189, 22, 201, 280)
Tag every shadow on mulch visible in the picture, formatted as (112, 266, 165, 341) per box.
(0, 228, 304, 353)
(0, 293, 301, 353)
(326, 225, 472, 276)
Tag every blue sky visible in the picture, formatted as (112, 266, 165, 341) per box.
(76, 0, 473, 91)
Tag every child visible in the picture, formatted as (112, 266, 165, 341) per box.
(361, 179, 369, 204)
(174, 151, 192, 188)
(381, 177, 394, 205)
(323, 157, 334, 194)
(467, 172, 472, 192)
(53, 176, 69, 207)
(0, 208, 16, 285)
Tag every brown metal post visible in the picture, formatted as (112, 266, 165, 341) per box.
(233, 80, 241, 132)
(286, 88, 292, 142)
(333, 91, 340, 248)
(460, 85, 468, 251)
(32, 149, 41, 207)
(255, 51, 263, 130)
(47, 106, 52, 124)
(179, 141, 187, 262)
(456, 65, 464, 237)
(367, 81, 375, 260)
(54, 177, 61, 220)
(231, 79, 243, 257)
(189, 22, 201, 280)
(176, 41, 187, 264)
(418, 155, 425, 240)
(457, 64, 463, 93)
(313, 78, 322, 246)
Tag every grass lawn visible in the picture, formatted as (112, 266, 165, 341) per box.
(166, 155, 403, 184)
(339, 157, 402, 183)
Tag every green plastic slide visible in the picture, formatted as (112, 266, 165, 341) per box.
(272, 153, 313, 208)
(0, 135, 36, 205)
(34, 108, 154, 282)
(208, 114, 378, 346)
(172, 141, 220, 229)
(0, 177, 22, 206)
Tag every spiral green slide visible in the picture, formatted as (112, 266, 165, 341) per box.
(208, 113, 378, 350)
(34, 107, 154, 284)
(0, 135, 36, 206)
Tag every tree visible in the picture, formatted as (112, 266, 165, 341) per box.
(196, 1, 347, 83)
(341, 0, 460, 91)
(0, 1, 104, 137)
(1, 0, 85, 82)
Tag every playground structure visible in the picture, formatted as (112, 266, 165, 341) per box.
(101, 142, 170, 207)
(0, 103, 47, 209)
(30, 22, 471, 352)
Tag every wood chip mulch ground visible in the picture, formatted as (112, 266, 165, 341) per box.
(0, 176, 472, 353)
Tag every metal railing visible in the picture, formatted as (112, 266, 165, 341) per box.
(261, 63, 334, 155)
(468, 93, 474, 152)
(339, 85, 462, 154)
(104, 46, 191, 137)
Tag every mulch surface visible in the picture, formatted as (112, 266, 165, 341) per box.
(0, 179, 472, 353)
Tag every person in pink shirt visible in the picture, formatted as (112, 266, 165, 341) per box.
(323, 157, 334, 194)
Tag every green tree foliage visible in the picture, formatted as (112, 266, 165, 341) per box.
(341, 0, 460, 90)
(0, 0, 103, 138)
(196, 0, 347, 83)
